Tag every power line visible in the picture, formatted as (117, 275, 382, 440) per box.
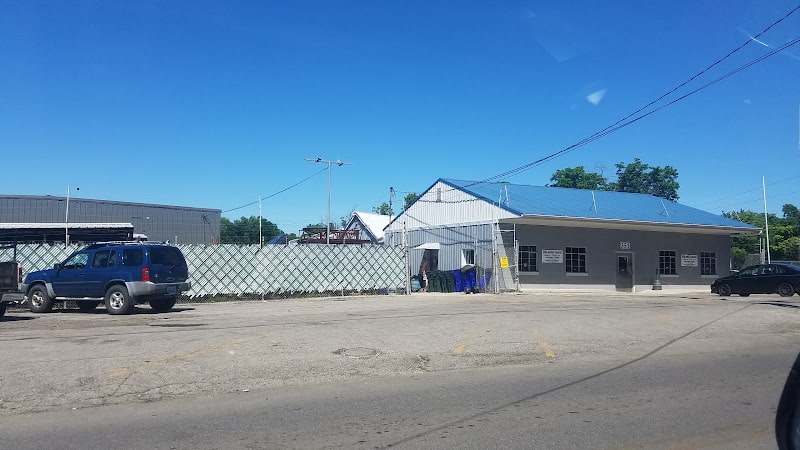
(444, 4, 800, 191)
(718, 189, 800, 208)
(692, 175, 800, 208)
(477, 35, 800, 185)
(222, 167, 328, 214)
(580, 3, 800, 149)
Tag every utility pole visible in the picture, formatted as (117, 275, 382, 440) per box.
(305, 157, 351, 244)
(763, 176, 771, 264)
(65, 185, 79, 247)
(389, 187, 394, 219)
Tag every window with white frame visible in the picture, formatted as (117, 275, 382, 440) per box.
(462, 249, 475, 266)
(700, 252, 716, 275)
(659, 250, 677, 275)
(565, 247, 586, 273)
(519, 245, 537, 272)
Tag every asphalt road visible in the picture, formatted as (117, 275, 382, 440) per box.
(1, 290, 799, 449)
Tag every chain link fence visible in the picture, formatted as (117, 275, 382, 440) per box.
(1, 243, 407, 303)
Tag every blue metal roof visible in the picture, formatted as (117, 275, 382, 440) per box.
(441, 179, 759, 230)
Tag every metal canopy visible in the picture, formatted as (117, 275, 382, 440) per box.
(0, 223, 134, 243)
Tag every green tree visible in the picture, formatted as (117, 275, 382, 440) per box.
(610, 158, 680, 200)
(722, 209, 765, 268)
(783, 204, 800, 225)
(404, 193, 419, 209)
(220, 216, 283, 244)
(776, 236, 800, 261)
(548, 159, 679, 200)
(372, 202, 393, 216)
(548, 166, 608, 190)
(723, 204, 800, 265)
(730, 247, 750, 271)
(722, 209, 767, 231)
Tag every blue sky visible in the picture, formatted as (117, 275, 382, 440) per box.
(2, 1, 799, 234)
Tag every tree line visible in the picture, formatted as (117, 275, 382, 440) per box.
(221, 193, 421, 244)
(547, 158, 680, 200)
(724, 205, 800, 268)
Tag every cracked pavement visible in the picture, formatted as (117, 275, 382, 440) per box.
(1, 290, 797, 417)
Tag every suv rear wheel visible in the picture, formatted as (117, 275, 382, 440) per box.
(149, 297, 176, 313)
(105, 285, 133, 315)
(28, 286, 54, 313)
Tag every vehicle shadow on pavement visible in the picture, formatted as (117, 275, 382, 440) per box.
(756, 301, 800, 309)
(0, 315, 35, 322)
(130, 307, 196, 314)
(45, 307, 196, 315)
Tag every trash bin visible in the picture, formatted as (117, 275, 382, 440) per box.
(411, 276, 421, 292)
(429, 270, 441, 292)
(452, 270, 463, 292)
(463, 270, 473, 293)
(466, 268, 478, 293)
(444, 271, 455, 293)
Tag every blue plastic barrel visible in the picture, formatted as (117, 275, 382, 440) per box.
(453, 270, 463, 292)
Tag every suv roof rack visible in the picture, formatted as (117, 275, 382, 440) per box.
(83, 241, 171, 250)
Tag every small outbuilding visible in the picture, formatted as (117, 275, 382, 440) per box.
(384, 178, 760, 292)
(344, 212, 392, 244)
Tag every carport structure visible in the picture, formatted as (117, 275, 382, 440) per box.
(0, 223, 134, 244)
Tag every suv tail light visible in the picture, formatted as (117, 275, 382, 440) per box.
(142, 267, 150, 283)
(18, 267, 22, 284)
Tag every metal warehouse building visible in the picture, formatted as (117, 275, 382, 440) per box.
(0, 195, 221, 244)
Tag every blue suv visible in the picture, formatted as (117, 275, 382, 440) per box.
(22, 242, 190, 315)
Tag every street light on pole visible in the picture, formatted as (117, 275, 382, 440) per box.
(305, 157, 351, 244)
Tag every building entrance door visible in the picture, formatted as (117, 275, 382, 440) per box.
(615, 252, 634, 291)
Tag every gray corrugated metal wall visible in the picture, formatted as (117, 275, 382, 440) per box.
(0, 196, 220, 244)
(389, 223, 495, 275)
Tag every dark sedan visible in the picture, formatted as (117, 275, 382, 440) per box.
(711, 263, 800, 297)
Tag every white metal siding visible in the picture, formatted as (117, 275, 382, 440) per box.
(386, 181, 517, 233)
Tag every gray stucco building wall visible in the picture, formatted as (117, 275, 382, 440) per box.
(511, 224, 731, 289)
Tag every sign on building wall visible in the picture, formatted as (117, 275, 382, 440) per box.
(542, 249, 564, 263)
(681, 254, 698, 267)
(619, 242, 631, 249)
